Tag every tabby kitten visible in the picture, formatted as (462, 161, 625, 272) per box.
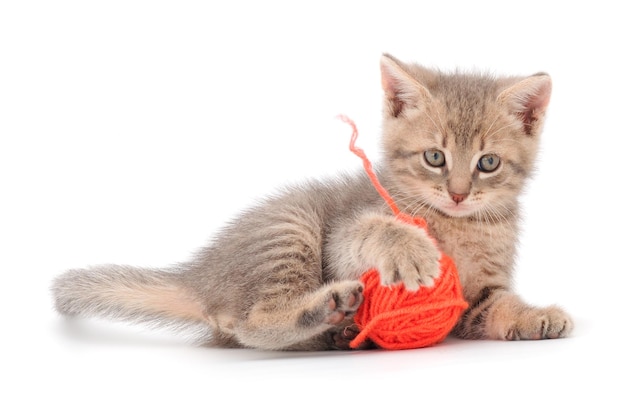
(52, 54, 572, 350)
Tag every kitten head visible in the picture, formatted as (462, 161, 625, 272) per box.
(379, 54, 551, 219)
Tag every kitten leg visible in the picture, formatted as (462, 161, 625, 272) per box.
(326, 211, 442, 291)
(455, 288, 573, 340)
(232, 280, 364, 350)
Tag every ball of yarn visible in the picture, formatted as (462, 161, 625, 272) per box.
(349, 253, 468, 350)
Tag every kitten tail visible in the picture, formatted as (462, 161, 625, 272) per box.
(51, 265, 207, 328)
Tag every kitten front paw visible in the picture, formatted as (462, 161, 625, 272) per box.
(377, 228, 441, 291)
(503, 305, 573, 340)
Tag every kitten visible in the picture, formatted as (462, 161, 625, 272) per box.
(52, 54, 573, 350)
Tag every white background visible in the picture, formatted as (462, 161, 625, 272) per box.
(1, 1, 624, 402)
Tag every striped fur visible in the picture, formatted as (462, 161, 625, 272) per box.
(51, 55, 572, 350)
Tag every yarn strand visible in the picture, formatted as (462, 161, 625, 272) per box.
(337, 114, 427, 228)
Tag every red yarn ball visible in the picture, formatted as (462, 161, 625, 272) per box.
(349, 253, 468, 350)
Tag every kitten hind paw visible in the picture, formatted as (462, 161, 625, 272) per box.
(298, 281, 363, 328)
(329, 323, 375, 350)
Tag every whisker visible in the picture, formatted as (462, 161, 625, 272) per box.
(482, 121, 519, 141)
(481, 114, 501, 142)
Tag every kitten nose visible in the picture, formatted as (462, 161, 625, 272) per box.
(449, 192, 468, 204)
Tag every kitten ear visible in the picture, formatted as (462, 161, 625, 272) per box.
(497, 74, 552, 136)
(380, 54, 433, 117)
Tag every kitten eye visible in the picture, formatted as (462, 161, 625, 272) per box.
(424, 149, 446, 168)
(477, 154, 500, 173)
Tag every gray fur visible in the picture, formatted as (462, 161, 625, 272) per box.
(52, 55, 572, 350)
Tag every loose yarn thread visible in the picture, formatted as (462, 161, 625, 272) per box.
(338, 115, 468, 350)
